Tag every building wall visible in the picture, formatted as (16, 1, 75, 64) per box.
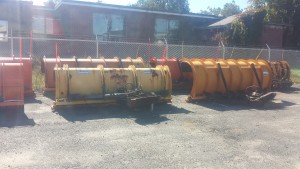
(0, 1, 32, 35)
(1, 1, 220, 57)
(55, 4, 219, 43)
(260, 25, 285, 49)
(0, 1, 219, 43)
(0, 1, 32, 56)
(57, 5, 164, 41)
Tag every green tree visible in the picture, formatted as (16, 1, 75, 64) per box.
(200, 7, 222, 16)
(248, 0, 300, 24)
(200, 1, 242, 17)
(222, 1, 243, 17)
(133, 0, 190, 13)
(227, 20, 247, 45)
(212, 9, 266, 46)
(247, 0, 267, 8)
(248, 0, 300, 48)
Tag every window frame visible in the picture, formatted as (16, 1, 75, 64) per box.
(93, 13, 125, 41)
(32, 16, 56, 35)
(154, 18, 179, 40)
(0, 20, 8, 41)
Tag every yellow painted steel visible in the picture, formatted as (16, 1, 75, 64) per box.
(134, 65, 172, 100)
(53, 99, 117, 107)
(229, 59, 253, 90)
(54, 65, 171, 107)
(42, 56, 145, 91)
(121, 57, 145, 68)
(247, 59, 272, 90)
(180, 58, 272, 101)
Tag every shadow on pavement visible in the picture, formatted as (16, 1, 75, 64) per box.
(25, 97, 43, 104)
(261, 100, 297, 110)
(188, 98, 296, 112)
(56, 103, 190, 126)
(276, 86, 300, 94)
(0, 108, 35, 128)
(41, 92, 55, 101)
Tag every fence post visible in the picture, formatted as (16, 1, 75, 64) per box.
(221, 41, 225, 59)
(164, 38, 168, 59)
(136, 45, 140, 58)
(30, 31, 32, 57)
(10, 28, 14, 57)
(96, 35, 99, 58)
(148, 38, 151, 59)
(181, 41, 184, 58)
(255, 48, 264, 60)
(162, 47, 166, 58)
(55, 41, 58, 64)
(266, 44, 271, 61)
(230, 47, 235, 58)
(19, 37, 22, 62)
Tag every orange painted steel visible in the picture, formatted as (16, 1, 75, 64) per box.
(42, 56, 145, 92)
(149, 57, 183, 82)
(179, 58, 273, 101)
(0, 63, 24, 110)
(0, 57, 33, 97)
(150, 57, 292, 91)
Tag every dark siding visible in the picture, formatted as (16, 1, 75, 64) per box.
(56, 4, 219, 43)
(0, 1, 32, 35)
(260, 25, 284, 48)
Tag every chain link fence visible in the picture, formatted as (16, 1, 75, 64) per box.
(1, 36, 300, 83)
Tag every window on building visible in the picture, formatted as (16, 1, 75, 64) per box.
(93, 14, 108, 36)
(154, 18, 179, 40)
(32, 16, 45, 34)
(111, 15, 124, 34)
(45, 18, 54, 34)
(169, 20, 179, 30)
(32, 16, 56, 35)
(93, 13, 124, 41)
(0, 20, 8, 41)
(155, 18, 168, 34)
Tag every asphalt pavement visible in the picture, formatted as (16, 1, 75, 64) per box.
(0, 85, 300, 169)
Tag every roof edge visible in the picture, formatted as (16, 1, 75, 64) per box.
(55, 1, 220, 19)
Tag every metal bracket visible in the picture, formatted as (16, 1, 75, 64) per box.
(250, 63, 262, 90)
(217, 63, 228, 93)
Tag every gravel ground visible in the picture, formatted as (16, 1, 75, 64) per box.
(0, 84, 300, 169)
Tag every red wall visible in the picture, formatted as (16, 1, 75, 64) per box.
(260, 25, 284, 48)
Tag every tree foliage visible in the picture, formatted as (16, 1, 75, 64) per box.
(247, 0, 267, 8)
(227, 20, 247, 45)
(200, 7, 222, 16)
(200, 1, 242, 17)
(222, 1, 243, 17)
(133, 0, 190, 13)
(248, 0, 300, 48)
(213, 9, 266, 46)
(248, 0, 300, 24)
